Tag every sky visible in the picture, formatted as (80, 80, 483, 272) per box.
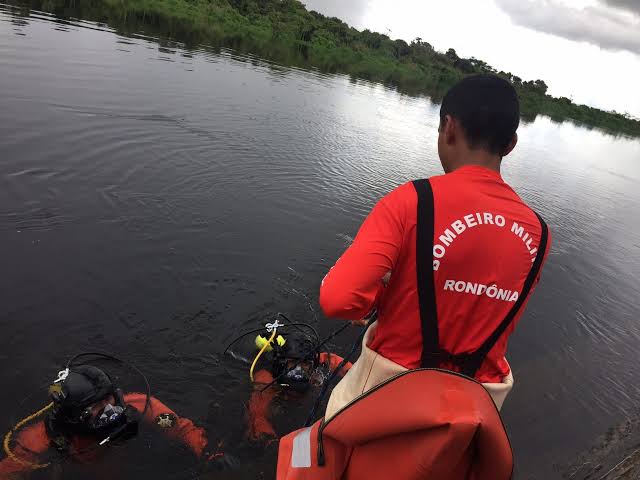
(302, 0, 640, 118)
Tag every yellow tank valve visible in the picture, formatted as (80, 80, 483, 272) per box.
(255, 334, 285, 351)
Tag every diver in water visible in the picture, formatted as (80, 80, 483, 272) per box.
(246, 332, 352, 441)
(0, 357, 226, 478)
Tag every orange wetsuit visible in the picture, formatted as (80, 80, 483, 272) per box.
(247, 352, 351, 441)
(0, 394, 209, 479)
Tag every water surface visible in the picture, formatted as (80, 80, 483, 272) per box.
(1, 4, 640, 479)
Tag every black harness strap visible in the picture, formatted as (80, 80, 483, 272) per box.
(413, 179, 440, 367)
(413, 179, 549, 377)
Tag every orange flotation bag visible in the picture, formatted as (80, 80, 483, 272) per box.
(276, 368, 513, 480)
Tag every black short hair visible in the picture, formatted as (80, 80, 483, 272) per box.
(440, 74, 520, 156)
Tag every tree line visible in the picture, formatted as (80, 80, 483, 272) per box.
(12, 0, 640, 136)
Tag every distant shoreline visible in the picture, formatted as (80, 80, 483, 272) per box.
(9, 0, 640, 138)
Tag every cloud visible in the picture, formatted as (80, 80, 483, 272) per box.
(603, 0, 640, 16)
(301, 0, 371, 28)
(495, 0, 640, 55)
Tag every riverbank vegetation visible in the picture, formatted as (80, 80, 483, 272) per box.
(13, 0, 640, 137)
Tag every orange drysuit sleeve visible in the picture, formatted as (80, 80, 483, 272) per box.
(319, 186, 407, 320)
(247, 370, 278, 441)
(124, 394, 208, 458)
(0, 421, 50, 479)
(318, 352, 353, 375)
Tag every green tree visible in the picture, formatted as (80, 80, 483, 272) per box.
(22, 0, 640, 138)
(446, 48, 459, 62)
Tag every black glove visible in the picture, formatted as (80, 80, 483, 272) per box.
(202, 451, 240, 472)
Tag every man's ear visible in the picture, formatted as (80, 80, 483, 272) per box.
(443, 114, 456, 145)
(502, 133, 518, 157)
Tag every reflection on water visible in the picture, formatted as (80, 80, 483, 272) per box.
(1, 3, 640, 479)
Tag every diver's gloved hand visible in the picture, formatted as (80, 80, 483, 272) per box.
(203, 451, 240, 471)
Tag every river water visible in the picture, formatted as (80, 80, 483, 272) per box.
(1, 4, 639, 479)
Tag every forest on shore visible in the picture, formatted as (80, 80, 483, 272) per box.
(11, 0, 640, 137)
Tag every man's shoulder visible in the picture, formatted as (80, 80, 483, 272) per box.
(389, 180, 420, 193)
(379, 181, 418, 209)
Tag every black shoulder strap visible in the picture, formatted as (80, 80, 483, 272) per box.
(413, 179, 549, 376)
(412, 179, 440, 367)
(462, 212, 548, 377)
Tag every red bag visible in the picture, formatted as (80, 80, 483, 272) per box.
(277, 369, 513, 480)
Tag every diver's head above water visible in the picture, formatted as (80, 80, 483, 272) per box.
(48, 365, 129, 438)
(269, 334, 320, 393)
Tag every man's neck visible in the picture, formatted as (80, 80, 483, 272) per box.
(451, 149, 502, 174)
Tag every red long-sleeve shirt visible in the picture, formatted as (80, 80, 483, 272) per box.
(320, 166, 551, 383)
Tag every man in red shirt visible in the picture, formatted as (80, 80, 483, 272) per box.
(319, 74, 551, 418)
